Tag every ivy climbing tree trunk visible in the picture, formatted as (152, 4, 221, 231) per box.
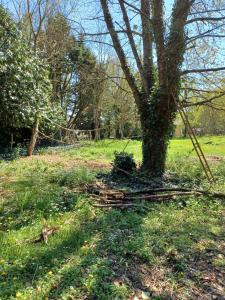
(27, 117, 39, 156)
(138, 91, 176, 175)
(100, 0, 193, 176)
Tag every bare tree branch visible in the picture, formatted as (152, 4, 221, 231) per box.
(83, 30, 142, 37)
(118, 0, 147, 92)
(190, 8, 225, 15)
(181, 87, 225, 94)
(183, 92, 225, 107)
(166, 0, 194, 90)
(100, 0, 141, 102)
(205, 103, 225, 112)
(187, 22, 225, 42)
(152, 0, 166, 86)
(122, 0, 148, 18)
(182, 67, 225, 75)
(140, 0, 154, 92)
(186, 16, 225, 24)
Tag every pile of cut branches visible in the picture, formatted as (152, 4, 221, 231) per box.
(89, 184, 225, 209)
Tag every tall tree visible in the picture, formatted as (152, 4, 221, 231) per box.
(99, 0, 225, 176)
(44, 13, 73, 109)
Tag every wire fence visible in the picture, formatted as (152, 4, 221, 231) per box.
(38, 116, 142, 147)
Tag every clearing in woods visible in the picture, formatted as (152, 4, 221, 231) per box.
(0, 136, 225, 299)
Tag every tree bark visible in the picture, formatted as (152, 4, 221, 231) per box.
(27, 117, 39, 156)
(138, 91, 175, 176)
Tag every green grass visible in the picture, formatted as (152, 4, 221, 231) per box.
(55, 136, 225, 162)
(0, 136, 225, 299)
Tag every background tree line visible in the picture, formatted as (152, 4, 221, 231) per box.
(0, 0, 225, 163)
(0, 2, 141, 152)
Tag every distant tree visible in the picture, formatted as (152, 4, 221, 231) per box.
(43, 14, 73, 108)
(101, 59, 141, 138)
(64, 37, 99, 129)
(27, 12, 105, 135)
(190, 96, 225, 135)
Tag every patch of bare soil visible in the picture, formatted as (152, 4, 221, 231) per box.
(105, 230, 225, 299)
(108, 253, 184, 299)
(186, 242, 225, 299)
(23, 154, 63, 164)
(127, 262, 176, 299)
(192, 156, 225, 163)
(113, 253, 225, 300)
(82, 160, 111, 170)
(206, 156, 225, 162)
(22, 154, 111, 170)
(0, 188, 14, 200)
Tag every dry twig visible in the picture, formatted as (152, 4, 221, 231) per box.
(33, 226, 60, 244)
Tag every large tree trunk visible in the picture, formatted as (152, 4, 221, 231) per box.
(141, 122, 171, 176)
(27, 118, 39, 156)
(139, 92, 176, 176)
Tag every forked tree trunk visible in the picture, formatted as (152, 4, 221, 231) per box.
(100, 0, 191, 177)
(27, 118, 39, 156)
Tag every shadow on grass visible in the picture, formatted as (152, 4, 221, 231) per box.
(1, 182, 225, 299)
(46, 201, 225, 299)
(46, 209, 151, 299)
(2, 203, 157, 299)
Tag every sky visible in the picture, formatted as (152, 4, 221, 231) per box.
(2, 0, 225, 90)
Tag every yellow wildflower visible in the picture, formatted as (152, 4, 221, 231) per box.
(16, 292, 22, 298)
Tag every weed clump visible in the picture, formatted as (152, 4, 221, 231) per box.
(112, 151, 136, 175)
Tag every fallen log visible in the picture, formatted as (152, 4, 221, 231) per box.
(125, 188, 196, 195)
(92, 192, 201, 205)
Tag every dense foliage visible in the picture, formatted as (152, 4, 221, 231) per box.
(0, 6, 51, 129)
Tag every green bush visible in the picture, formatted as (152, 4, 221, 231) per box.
(112, 151, 136, 175)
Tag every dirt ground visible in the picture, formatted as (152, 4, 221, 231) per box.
(22, 154, 111, 170)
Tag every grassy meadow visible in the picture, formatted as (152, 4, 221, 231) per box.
(0, 136, 225, 299)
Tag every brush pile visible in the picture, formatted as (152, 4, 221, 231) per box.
(87, 183, 225, 209)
